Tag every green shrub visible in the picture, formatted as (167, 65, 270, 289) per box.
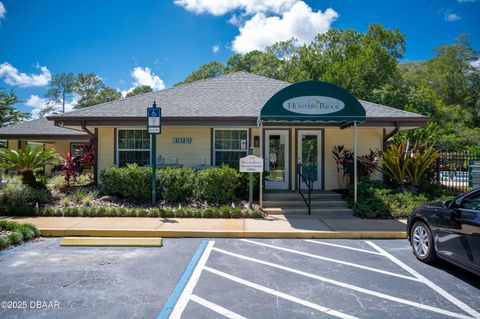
(195, 165, 239, 204)
(100, 164, 152, 202)
(17, 224, 36, 240)
(8, 231, 23, 245)
(47, 175, 65, 192)
(202, 207, 217, 218)
(41, 205, 56, 216)
(348, 179, 435, 218)
(160, 208, 174, 218)
(229, 207, 243, 218)
(64, 207, 80, 217)
(105, 207, 117, 217)
(126, 208, 137, 217)
(0, 183, 51, 216)
(0, 236, 11, 250)
(149, 208, 160, 217)
(236, 172, 260, 200)
(96, 206, 107, 217)
(117, 207, 127, 217)
(136, 208, 148, 217)
(157, 168, 195, 202)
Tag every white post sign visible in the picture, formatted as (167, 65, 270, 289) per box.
(240, 155, 263, 173)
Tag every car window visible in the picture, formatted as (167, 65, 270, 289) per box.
(460, 193, 480, 211)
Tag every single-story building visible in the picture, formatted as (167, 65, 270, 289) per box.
(1, 72, 428, 192)
(49, 72, 427, 190)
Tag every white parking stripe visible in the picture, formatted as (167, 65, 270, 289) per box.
(365, 241, 480, 319)
(240, 239, 419, 282)
(305, 240, 383, 255)
(169, 241, 215, 319)
(212, 247, 474, 319)
(204, 266, 360, 319)
(190, 294, 248, 319)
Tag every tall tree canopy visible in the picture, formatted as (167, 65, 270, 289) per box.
(44, 72, 76, 113)
(126, 85, 153, 97)
(176, 24, 478, 151)
(74, 73, 122, 108)
(0, 88, 30, 127)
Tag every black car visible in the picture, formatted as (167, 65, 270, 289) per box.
(407, 187, 480, 276)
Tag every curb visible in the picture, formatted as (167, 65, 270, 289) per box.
(40, 229, 407, 239)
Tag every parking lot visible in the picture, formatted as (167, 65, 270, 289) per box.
(1, 238, 479, 319)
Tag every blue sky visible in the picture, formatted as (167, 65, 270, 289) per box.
(0, 0, 478, 117)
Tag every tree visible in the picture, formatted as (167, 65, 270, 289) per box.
(126, 85, 152, 97)
(0, 88, 30, 127)
(74, 73, 105, 108)
(0, 146, 60, 188)
(175, 61, 226, 86)
(44, 72, 75, 113)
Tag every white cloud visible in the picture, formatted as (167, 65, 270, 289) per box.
(121, 66, 166, 97)
(444, 13, 461, 21)
(174, 0, 297, 15)
(25, 94, 78, 119)
(232, 1, 338, 53)
(0, 62, 51, 87)
(471, 59, 480, 68)
(0, 2, 6, 21)
(212, 44, 220, 53)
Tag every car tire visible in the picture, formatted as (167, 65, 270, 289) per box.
(411, 221, 437, 264)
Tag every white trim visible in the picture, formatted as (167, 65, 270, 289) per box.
(212, 128, 249, 166)
(116, 128, 151, 167)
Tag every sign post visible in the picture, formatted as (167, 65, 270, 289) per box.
(147, 101, 161, 205)
(239, 154, 263, 209)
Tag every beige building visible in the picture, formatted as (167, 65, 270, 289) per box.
(1, 72, 428, 192)
(40, 72, 427, 191)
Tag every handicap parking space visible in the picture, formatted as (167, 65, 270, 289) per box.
(170, 239, 480, 319)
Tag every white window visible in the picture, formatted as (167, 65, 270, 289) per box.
(214, 129, 248, 167)
(117, 129, 151, 167)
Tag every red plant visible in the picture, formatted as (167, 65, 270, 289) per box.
(80, 142, 94, 168)
(61, 152, 78, 186)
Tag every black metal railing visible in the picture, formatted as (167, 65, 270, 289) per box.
(435, 151, 480, 192)
(297, 163, 313, 215)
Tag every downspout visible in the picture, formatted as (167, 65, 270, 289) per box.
(383, 121, 400, 150)
(80, 121, 98, 185)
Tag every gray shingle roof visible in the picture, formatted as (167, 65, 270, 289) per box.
(48, 71, 426, 121)
(0, 118, 88, 139)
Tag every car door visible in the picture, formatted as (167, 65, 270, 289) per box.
(451, 192, 480, 272)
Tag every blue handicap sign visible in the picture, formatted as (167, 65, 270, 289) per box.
(148, 108, 160, 117)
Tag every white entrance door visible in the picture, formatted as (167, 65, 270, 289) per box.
(265, 130, 289, 190)
(297, 130, 322, 189)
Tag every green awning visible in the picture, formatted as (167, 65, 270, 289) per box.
(259, 81, 366, 123)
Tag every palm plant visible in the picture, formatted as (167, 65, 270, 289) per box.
(406, 144, 440, 187)
(0, 146, 60, 188)
(378, 143, 410, 186)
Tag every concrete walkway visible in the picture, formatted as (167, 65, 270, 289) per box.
(2, 215, 408, 239)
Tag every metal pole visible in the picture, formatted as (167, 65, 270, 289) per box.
(353, 121, 358, 205)
(259, 121, 264, 209)
(248, 147, 253, 209)
(151, 132, 157, 206)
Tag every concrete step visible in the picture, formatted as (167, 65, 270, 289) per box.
(263, 200, 349, 208)
(264, 207, 354, 215)
(263, 192, 342, 201)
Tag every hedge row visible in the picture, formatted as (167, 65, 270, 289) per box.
(100, 165, 255, 203)
(39, 205, 263, 219)
(0, 220, 40, 250)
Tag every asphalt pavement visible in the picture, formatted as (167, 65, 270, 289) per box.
(1, 238, 479, 319)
